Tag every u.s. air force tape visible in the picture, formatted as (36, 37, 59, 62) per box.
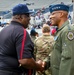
(67, 32, 74, 40)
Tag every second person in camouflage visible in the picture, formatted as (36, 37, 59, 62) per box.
(34, 24, 54, 75)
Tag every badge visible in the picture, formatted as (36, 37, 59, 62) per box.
(67, 32, 74, 40)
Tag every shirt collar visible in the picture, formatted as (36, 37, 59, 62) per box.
(43, 33, 50, 36)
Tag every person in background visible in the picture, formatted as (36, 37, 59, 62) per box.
(40, 4, 74, 75)
(34, 24, 54, 75)
(50, 26, 56, 36)
(30, 29, 39, 43)
(0, 4, 44, 75)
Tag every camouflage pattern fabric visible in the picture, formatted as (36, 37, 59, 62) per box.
(34, 35, 54, 75)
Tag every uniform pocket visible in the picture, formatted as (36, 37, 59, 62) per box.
(61, 45, 71, 59)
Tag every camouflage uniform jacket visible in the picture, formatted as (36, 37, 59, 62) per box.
(34, 34, 54, 75)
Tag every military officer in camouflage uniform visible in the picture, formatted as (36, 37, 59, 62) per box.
(34, 24, 54, 75)
(43, 4, 74, 75)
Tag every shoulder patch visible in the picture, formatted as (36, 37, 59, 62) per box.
(67, 32, 74, 40)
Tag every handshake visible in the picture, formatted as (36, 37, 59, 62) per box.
(36, 60, 46, 72)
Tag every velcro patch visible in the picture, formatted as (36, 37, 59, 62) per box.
(67, 32, 74, 40)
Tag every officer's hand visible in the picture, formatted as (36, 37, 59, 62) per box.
(37, 60, 45, 67)
(36, 60, 46, 72)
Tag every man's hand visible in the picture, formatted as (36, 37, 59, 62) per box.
(36, 60, 46, 72)
(37, 60, 45, 67)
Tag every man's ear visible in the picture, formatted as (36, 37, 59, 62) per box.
(59, 12, 64, 18)
(60, 11, 67, 18)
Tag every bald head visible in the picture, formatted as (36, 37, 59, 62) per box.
(42, 24, 50, 33)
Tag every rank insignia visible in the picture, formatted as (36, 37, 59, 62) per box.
(67, 32, 74, 40)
